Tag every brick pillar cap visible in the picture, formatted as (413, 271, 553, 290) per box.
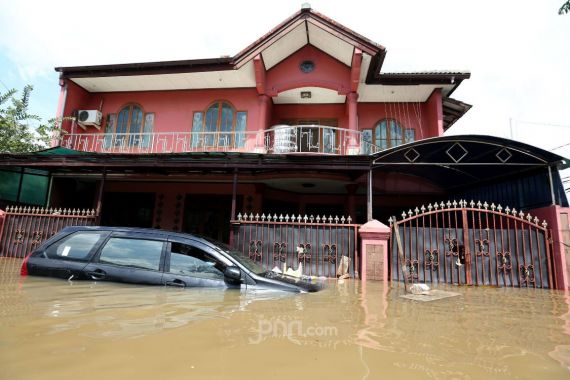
(359, 219, 390, 233)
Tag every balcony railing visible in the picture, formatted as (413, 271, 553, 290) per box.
(58, 125, 381, 155)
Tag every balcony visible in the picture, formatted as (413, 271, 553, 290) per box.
(58, 125, 381, 155)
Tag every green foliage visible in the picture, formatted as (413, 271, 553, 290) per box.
(0, 85, 62, 153)
(560, 0, 570, 14)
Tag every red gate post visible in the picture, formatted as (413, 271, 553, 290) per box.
(359, 220, 390, 282)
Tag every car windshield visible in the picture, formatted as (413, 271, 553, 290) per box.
(201, 237, 267, 275)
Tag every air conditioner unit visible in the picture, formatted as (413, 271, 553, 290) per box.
(77, 110, 102, 129)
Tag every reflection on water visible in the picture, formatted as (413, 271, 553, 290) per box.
(1, 257, 570, 379)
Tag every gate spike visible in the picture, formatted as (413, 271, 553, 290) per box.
(511, 208, 517, 216)
(427, 203, 433, 211)
(388, 216, 393, 226)
(237, 212, 242, 221)
(402, 211, 407, 219)
(310, 215, 315, 223)
(347, 216, 352, 223)
(414, 207, 419, 215)
(81, 209, 87, 216)
(328, 215, 333, 223)
(533, 216, 539, 225)
(469, 200, 475, 208)
(497, 204, 503, 212)
(491, 203, 496, 211)
(322, 215, 327, 223)
(526, 213, 532, 221)
(285, 214, 289, 222)
(483, 202, 488, 210)
(279, 214, 283, 222)
(476, 201, 482, 209)
(260, 213, 265, 221)
(440, 201, 445, 209)
(446, 201, 451, 208)
(334, 215, 339, 223)
(542, 220, 548, 228)
(255, 213, 259, 221)
(420, 205, 426, 213)
(518, 211, 524, 218)
(274, 214, 278, 222)
(340, 215, 345, 223)
(297, 215, 302, 223)
(249, 213, 254, 221)
(434, 203, 439, 210)
(452, 200, 458, 208)
(505, 206, 510, 214)
(316, 215, 321, 223)
(408, 209, 413, 217)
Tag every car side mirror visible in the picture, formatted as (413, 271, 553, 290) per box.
(224, 266, 241, 281)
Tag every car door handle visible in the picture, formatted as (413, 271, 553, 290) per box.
(165, 279, 186, 288)
(87, 269, 106, 280)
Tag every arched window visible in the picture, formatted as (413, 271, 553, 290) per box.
(192, 101, 247, 149)
(374, 119, 415, 150)
(104, 104, 154, 149)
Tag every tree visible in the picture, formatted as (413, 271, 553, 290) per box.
(560, 0, 570, 14)
(0, 85, 60, 153)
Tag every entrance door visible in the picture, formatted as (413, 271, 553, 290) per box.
(101, 192, 155, 228)
(183, 195, 239, 243)
(281, 119, 338, 153)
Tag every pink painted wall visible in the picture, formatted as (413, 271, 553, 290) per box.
(62, 80, 90, 134)
(530, 205, 570, 290)
(422, 89, 443, 137)
(357, 102, 437, 139)
(64, 84, 263, 134)
(265, 45, 351, 96)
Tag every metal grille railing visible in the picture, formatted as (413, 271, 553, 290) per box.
(231, 212, 359, 278)
(0, 206, 98, 258)
(58, 125, 382, 155)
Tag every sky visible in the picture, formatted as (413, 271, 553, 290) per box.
(0, 0, 569, 191)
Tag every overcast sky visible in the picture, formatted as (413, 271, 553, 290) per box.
(0, 0, 569, 188)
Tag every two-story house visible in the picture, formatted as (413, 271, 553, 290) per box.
(1, 5, 568, 288)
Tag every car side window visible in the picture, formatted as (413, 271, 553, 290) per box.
(168, 242, 225, 280)
(99, 237, 163, 270)
(45, 231, 106, 261)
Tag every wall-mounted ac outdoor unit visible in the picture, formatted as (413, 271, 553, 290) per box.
(77, 110, 102, 129)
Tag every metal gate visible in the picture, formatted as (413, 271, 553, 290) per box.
(231, 213, 359, 278)
(389, 200, 555, 288)
(0, 206, 97, 258)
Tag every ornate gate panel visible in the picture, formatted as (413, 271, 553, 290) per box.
(231, 213, 359, 278)
(0, 206, 97, 259)
(389, 200, 554, 288)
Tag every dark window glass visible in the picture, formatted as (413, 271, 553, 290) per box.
(169, 242, 224, 280)
(99, 238, 163, 270)
(374, 119, 413, 150)
(45, 232, 106, 261)
(0, 170, 20, 202)
(20, 173, 49, 205)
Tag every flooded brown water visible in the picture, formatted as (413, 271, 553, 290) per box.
(1, 258, 570, 380)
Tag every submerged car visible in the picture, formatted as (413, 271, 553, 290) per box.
(20, 226, 323, 293)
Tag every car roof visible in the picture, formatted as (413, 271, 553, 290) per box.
(61, 226, 213, 246)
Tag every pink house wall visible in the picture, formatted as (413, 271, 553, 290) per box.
(422, 89, 443, 137)
(63, 85, 263, 134)
(265, 45, 351, 95)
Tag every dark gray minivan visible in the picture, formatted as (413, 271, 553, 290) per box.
(20, 226, 323, 293)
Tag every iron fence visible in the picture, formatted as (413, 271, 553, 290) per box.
(231, 213, 359, 278)
(389, 200, 555, 288)
(0, 206, 97, 258)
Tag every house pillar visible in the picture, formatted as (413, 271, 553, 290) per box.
(346, 92, 359, 155)
(359, 220, 391, 282)
(530, 205, 570, 290)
